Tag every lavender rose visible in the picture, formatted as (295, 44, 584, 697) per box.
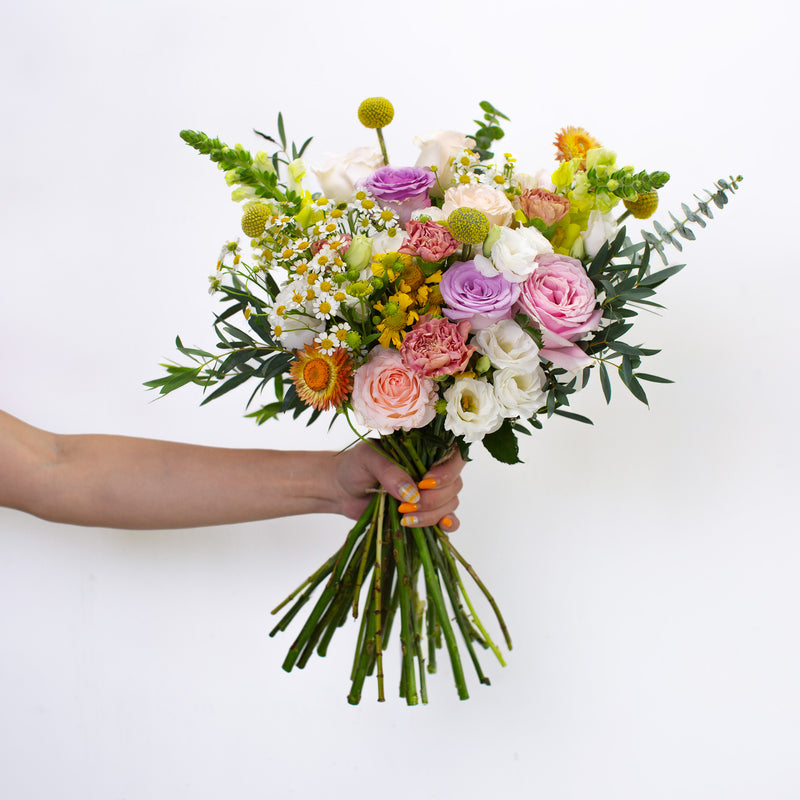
(359, 166, 435, 225)
(439, 260, 520, 330)
(517, 254, 603, 371)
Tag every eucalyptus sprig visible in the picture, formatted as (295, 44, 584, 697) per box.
(640, 175, 743, 263)
(472, 100, 509, 161)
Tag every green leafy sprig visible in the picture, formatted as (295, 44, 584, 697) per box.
(640, 175, 743, 263)
(471, 100, 509, 161)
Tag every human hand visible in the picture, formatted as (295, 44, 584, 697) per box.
(332, 441, 464, 531)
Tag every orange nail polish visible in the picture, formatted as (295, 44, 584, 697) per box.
(440, 517, 453, 528)
(398, 502, 418, 514)
(418, 478, 438, 490)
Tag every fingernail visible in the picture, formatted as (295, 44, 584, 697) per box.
(418, 478, 437, 490)
(401, 515, 419, 527)
(399, 482, 420, 504)
(398, 502, 418, 514)
(440, 517, 453, 528)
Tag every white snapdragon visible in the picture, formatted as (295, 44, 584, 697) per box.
(472, 319, 540, 372)
(492, 366, 547, 418)
(443, 377, 504, 443)
(581, 210, 619, 259)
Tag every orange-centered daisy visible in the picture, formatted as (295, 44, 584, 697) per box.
(289, 345, 353, 411)
(553, 126, 601, 164)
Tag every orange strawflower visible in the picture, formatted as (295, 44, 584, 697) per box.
(553, 126, 601, 165)
(289, 345, 353, 410)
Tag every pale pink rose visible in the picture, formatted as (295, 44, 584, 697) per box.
(399, 219, 460, 262)
(442, 184, 514, 228)
(414, 130, 476, 191)
(517, 254, 603, 371)
(311, 147, 383, 203)
(351, 347, 437, 434)
(401, 315, 475, 379)
(518, 188, 571, 227)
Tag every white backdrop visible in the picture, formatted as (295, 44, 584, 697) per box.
(1, 1, 798, 797)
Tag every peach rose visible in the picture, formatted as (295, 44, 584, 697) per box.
(351, 347, 437, 434)
(442, 184, 514, 228)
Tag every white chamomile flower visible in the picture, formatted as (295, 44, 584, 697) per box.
(313, 333, 337, 355)
(329, 322, 351, 348)
(208, 273, 222, 294)
(313, 296, 339, 320)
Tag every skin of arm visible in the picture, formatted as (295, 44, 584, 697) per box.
(0, 411, 462, 531)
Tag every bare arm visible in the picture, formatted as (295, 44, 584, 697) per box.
(0, 411, 461, 530)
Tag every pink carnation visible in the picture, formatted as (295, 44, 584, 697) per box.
(399, 219, 460, 262)
(401, 315, 475, 379)
(351, 347, 437, 434)
(518, 188, 570, 226)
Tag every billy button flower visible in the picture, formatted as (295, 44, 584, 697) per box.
(622, 189, 659, 219)
(447, 207, 490, 259)
(241, 202, 270, 238)
(357, 96, 394, 166)
(289, 345, 353, 411)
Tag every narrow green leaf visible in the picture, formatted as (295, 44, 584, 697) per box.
(635, 373, 674, 384)
(639, 264, 685, 287)
(553, 409, 594, 425)
(200, 370, 252, 405)
(599, 362, 612, 404)
(277, 112, 287, 150)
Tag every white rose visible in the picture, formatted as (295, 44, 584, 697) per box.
(414, 130, 476, 192)
(492, 366, 546, 418)
(443, 377, 504, 443)
(472, 319, 540, 371)
(580, 210, 619, 258)
(474, 226, 553, 283)
(410, 205, 447, 222)
(311, 147, 383, 203)
(442, 183, 514, 228)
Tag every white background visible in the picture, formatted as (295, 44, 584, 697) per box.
(1, 1, 798, 797)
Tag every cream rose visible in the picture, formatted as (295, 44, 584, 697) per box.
(311, 147, 383, 203)
(442, 184, 514, 228)
(414, 130, 476, 192)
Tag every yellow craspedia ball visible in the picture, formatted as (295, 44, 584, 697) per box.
(358, 97, 394, 129)
(623, 190, 659, 220)
(241, 203, 270, 237)
(446, 207, 490, 245)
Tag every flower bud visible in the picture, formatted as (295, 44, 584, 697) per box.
(482, 224, 503, 256)
(474, 355, 491, 374)
(344, 234, 373, 271)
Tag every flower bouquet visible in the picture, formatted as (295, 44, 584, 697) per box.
(148, 98, 741, 704)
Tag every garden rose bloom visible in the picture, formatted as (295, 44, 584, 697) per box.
(443, 377, 504, 443)
(474, 225, 554, 283)
(351, 347, 437, 434)
(492, 365, 547, 418)
(517, 254, 603, 371)
(399, 219, 460, 262)
(359, 166, 435, 225)
(518, 188, 571, 226)
(400, 315, 475, 379)
(472, 319, 540, 372)
(414, 130, 476, 191)
(439, 260, 520, 330)
(312, 147, 383, 203)
(442, 183, 514, 228)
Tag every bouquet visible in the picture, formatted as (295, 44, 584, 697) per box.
(148, 98, 741, 704)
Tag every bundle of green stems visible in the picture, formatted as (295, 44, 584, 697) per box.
(269, 431, 512, 704)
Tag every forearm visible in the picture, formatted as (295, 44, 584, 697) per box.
(13, 430, 343, 529)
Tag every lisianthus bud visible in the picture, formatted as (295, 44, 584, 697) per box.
(482, 224, 503, 256)
(475, 354, 491, 374)
(344, 234, 373, 271)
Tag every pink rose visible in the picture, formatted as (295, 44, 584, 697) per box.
(399, 219, 460, 262)
(517, 254, 603, 371)
(401, 315, 475, 379)
(351, 347, 437, 434)
(518, 188, 570, 226)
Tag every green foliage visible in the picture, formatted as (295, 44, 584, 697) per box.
(587, 166, 670, 203)
(641, 175, 743, 263)
(472, 101, 509, 161)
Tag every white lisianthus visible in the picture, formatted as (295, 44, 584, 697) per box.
(414, 130, 476, 192)
(410, 205, 447, 222)
(492, 366, 547, 418)
(370, 228, 408, 254)
(268, 285, 324, 350)
(443, 377, 504, 443)
(472, 319, 540, 371)
(474, 225, 554, 283)
(581, 210, 619, 258)
(311, 147, 383, 203)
